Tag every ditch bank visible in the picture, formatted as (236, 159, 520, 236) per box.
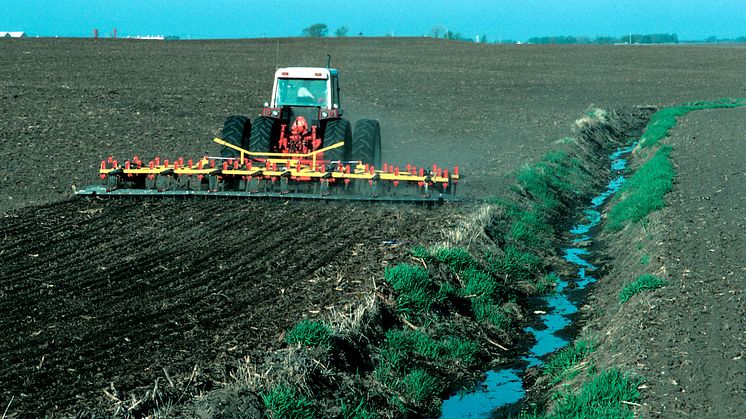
(440, 142, 638, 418)
(113, 107, 653, 418)
(520, 99, 746, 418)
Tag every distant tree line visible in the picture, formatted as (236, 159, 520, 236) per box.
(526, 33, 746, 45)
(302, 23, 353, 37)
(528, 33, 680, 44)
(681, 35, 746, 44)
(300, 24, 746, 45)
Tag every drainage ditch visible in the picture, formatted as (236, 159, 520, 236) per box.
(441, 142, 638, 418)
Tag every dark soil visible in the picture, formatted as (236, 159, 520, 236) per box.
(0, 198, 459, 416)
(2, 37, 746, 416)
(581, 107, 746, 417)
(3, 39, 746, 211)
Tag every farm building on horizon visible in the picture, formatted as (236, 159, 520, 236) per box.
(0, 31, 27, 38)
(126, 35, 181, 40)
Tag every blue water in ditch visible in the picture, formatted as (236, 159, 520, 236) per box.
(440, 143, 636, 418)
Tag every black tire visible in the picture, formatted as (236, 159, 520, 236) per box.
(249, 116, 281, 152)
(322, 118, 352, 162)
(351, 119, 381, 167)
(220, 115, 251, 158)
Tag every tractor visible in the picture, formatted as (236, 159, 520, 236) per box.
(219, 64, 381, 168)
(79, 62, 458, 201)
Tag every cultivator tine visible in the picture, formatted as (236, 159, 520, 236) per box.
(279, 171, 291, 194)
(370, 172, 381, 198)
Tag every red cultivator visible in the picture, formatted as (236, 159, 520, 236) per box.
(77, 139, 459, 202)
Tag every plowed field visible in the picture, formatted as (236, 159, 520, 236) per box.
(0, 199, 458, 415)
(2, 39, 746, 211)
(2, 37, 746, 415)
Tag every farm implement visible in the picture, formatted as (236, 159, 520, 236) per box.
(77, 139, 458, 202)
(76, 62, 460, 202)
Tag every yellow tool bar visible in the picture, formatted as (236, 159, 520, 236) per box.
(100, 166, 454, 184)
(212, 137, 342, 168)
(101, 139, 458, 183)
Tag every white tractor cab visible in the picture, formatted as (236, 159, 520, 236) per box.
(270, 67, 340, 111)
(218, 64, 380, 166)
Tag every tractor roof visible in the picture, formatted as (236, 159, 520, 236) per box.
(275, 67, 337, 79)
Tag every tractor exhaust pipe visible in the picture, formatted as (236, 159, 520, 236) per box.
(326, 55, 331, 68)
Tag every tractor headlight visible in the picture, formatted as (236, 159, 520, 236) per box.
(271, 110, 279, 116)
(321, 111, 329, 118)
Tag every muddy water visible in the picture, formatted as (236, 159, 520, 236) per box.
(440, 144, 636, 418)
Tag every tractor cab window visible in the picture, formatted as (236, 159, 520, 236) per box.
(276, 78, 329, 107)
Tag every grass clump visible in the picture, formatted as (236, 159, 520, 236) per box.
(551, 369, 640, 418)
(412, 245, 478, 273)
(378, 329, 480, 369)
(606, 145, 674, 231)
(262, 384, 316, 419)
(285, 319, 333, 348)
(374, 329, 480, 414)
(471, 297, 511, 329)
(488, 245, 542, 283)
(619, 274, 667, 303)
(462, 268, 500, 299)
(340, 399, 377, 419)
(384, 263, 439, 318)
(399, 368, 442, 404)
(535, 272, 559, 294)
(507, 210, 554, 251)
(639, 98, 746, 149)
(410, 246, 513, 325)
(543, 339, 595, 385)
(516, 151, 594, 211)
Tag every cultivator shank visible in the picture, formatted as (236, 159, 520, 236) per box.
(76, 139, 459, 202)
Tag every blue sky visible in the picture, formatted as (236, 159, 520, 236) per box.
(2, 0, 745, 40)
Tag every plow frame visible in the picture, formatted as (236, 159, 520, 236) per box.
(77, 139, 460, 202)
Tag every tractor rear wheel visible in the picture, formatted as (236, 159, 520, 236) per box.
(323, 118, 352, 162)
(249, 116, 281, 152)
(220, 115, 251, 158)
(351, 119, 381, 167)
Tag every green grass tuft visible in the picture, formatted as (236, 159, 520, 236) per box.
(619, 274, 667, 303)
(516, 151, 594, 210)
(379, 329, 480, 369)
(471, 297, 511, 329)
(461, 268, 500, 299)
(384, 263, 439, 318)
(373, 329, 477, 414)
(639, 254, 650, 265)
(412, 246, 479, 273)
(410, 245, 431, 260)
(409, 246, 515, 322)
(262, 384, 316, 419)
(543, 339, 595, 385)
(536, 272, 560, 294)
(488, 245, 542, 283)
(340, 399, 377, 419)
(399, 368, 442, 404)
(507, 210, 555, 250)
(551, 369, 640, 418)
(432, 246, 479, 272)
(606, 146, 674, 231)
(285, 319, 333, 348)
